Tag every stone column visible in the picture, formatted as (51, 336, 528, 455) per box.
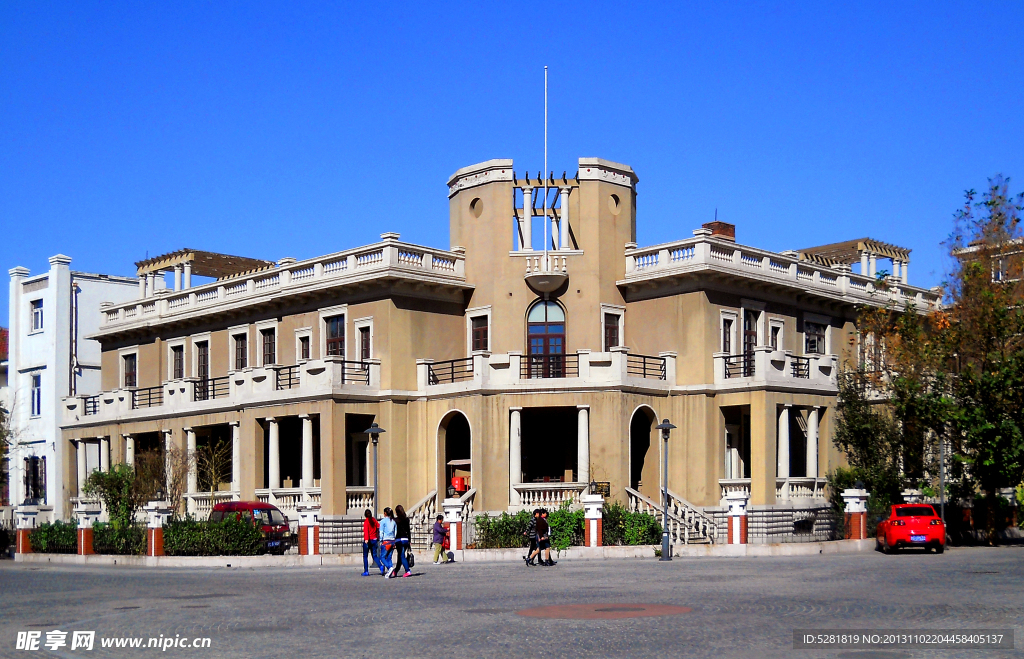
(806, 407, 819, 478)
(559, 187, 571, 250)
(443, 498, 464, 551)
(300, 414, 314, 489)
(509, 408, 522, 506)
(777, 405, 790, 500)
(268, 417, 281, 489)
(124, 434, 135, 467)
(138, 276, 147, 298)
(576, 405, 590, 484)
(901, 260, 909, 284)
(14, 505, 40, 554)
(725, 491, 749, 545)
(860, 251, 869, 276)
(185, 427, 197, 494)
(296, 502, 321, 555)
(183, 262, 192, 289)
(75, 499, 102, 555)
(582, 494, 603, 547)
(145, 500, 173, 557)
(230, 421, 241, 492)
(162, 430, 173, 495)
(173, 264, 182, 291)
(76, 440, 87, 498)
(99, 436, 110, 472)
(842, 488, 869, 540)
(145, 273, 155, 297)
(868, 253, 877, 277)
(892, 260, 901, 281)
(521, 187, 533, 251)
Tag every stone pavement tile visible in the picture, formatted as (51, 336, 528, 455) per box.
(0, 546, 1022, 658)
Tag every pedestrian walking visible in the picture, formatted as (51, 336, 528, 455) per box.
(539, 508, 556, 566)
(394, 504, 413, 577)
(379, 507, 397, 578)
(362, 508, 383, 576)
(525, 509, 543, 566)
(432, 514, 449, 564)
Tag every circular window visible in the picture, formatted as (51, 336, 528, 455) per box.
(608, 194, 621, 215)
(470, 198, 483, 218)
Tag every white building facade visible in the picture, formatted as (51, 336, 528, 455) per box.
(7, 255, 137, 517)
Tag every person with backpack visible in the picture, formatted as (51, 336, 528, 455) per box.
(362, 508, 383, 576)
(379, 507, 397, 578)
(432, 514, 450, 564)
(393, 504, 413, 578)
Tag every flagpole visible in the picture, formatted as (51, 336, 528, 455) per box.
(544, 65, 548, 271)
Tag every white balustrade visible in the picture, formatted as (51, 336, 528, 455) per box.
(346, 486, 374, 514)
(513, 482, 587, 509)
(776, 477, 827, 501)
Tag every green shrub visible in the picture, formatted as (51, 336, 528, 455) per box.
(472, 510, 532, 549)
(30, 521, 77, 554)
(547, 502, 585, 551)
(163, 517, 263, 556)
(602, 502, 661, 545)
(92, 523, 146, 555)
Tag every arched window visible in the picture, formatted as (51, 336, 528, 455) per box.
(526, 300, 566, 378)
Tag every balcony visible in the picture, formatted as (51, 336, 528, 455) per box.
(718, 477, 827, 504)
(62, 357, 381, 425)
(713, 347, 837, 392)
(419, 347, 676, 394)
(93, 234, 470, 337)
(620, 232, 942, 311)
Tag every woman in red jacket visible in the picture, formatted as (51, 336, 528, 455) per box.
(362, 509, 383, 576)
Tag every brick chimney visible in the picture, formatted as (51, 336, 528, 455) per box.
(702, 221, 735, 241)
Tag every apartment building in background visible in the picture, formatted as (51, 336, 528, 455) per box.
(7, 256, 137, 517)
(57, 157, 939, 543)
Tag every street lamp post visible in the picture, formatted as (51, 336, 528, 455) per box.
(364, 423, 386, 518)
(655, 418, 676, 562)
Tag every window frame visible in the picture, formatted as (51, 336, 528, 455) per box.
(30, 299, 44, 332)
(600, 303, 625, 351)
(465, 305, 492, 356)
(353, 317, 373, 362)
(803, 313, 832, 356)
(190, 332, 212, 380)
(318, 304, 349, 359)
(231, 330, 249, 371)
(294, 327, 313, 362)
(768, 318, 785, 351)
(30, 373, 42, 417)
(720, 311, 738, 354)
(254, 319, 278, 367)
(167, 339, 187, 381)
(121, 351, 138, 389)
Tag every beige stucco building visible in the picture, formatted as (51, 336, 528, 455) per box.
(58, 157, 939, 543)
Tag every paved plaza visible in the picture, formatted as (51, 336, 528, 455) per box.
(1, 546, 1022, 658)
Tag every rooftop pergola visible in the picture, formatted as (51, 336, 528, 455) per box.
(797, 238, 912, 283)
(134, 249, 275, 297)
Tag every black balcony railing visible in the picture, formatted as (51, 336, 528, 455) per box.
(522, 353, 579, 379)
(339, 361, 370, 385)
(83, 396, 99, 415)
(626, 353, 667, 380)
(724, 353, 755, 378)
(790, 355, 811, 379)
(276, 366, 300, 390)
(194, 376, 230, 401)
(428, 357, 474, 385)
(131, 386, 164, 410)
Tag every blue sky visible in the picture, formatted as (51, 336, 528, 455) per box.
(3, 3, 1023, 316)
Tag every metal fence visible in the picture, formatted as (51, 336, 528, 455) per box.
(626, 353, 667, 380)
(724, 353, 754, 378)
(131, 386, 163, 409)
(521, 353, 580, 379)
(319, 518, 362, 554)
(276, 366, 300, 390)
(194, 376, 230, 401)
(790, 356, 811, 379)
(428, 358, 474, 385)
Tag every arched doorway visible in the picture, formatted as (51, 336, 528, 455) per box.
(629, 406, 658, 499)
(438, 411, 471, 498)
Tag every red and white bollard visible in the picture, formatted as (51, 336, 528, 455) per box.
(296, 503, 320, 555)
(75, 500, 103, 556)
(725, 492, 749, 545)
(144, 500, 173, 557)
(582, 494, 604, 547)
(442, 499, 463, 551)
(842, 488, 869, 540)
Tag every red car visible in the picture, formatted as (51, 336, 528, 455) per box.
(876, 504, 946, 554)
(210, 501, 293, 555)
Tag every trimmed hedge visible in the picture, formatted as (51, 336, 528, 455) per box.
(30, 521, 77, 554)
(163, 517, 263, 556)
(92, 523, 146, 556)
(472, 502, 660, 549)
